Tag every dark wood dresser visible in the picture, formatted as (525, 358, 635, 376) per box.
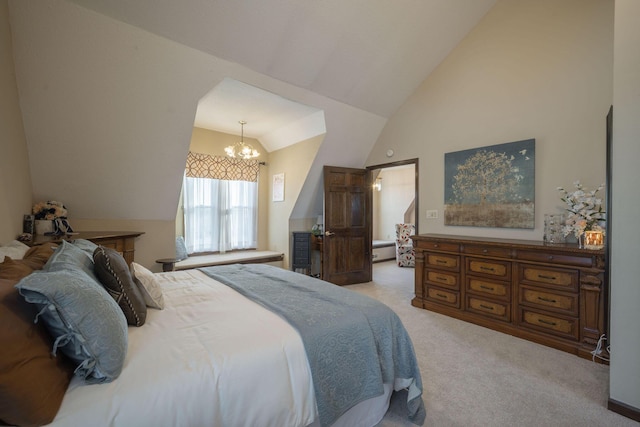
(28, 231, 144, 264)
(412, 234, 607, 361)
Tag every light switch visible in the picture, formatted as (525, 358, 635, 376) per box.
(426, 210, 438, 219)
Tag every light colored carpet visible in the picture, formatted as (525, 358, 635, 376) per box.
(345, 261, 638, 427)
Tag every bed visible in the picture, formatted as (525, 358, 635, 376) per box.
(0, 239, 425, 427)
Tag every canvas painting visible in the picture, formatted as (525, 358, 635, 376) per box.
(444, 139, 535, 228)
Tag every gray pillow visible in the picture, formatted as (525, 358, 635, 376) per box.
(44, 240, 96, 280)
(175, 236, 188, 261)
(72, 238, 99, 257)
(93, 246, 147, 327)
(15, 269, 128, 384)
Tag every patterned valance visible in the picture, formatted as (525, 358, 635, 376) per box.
(185, 152, 260, 182)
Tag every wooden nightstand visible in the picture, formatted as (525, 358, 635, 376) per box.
(27, 231, 144, 264)
(155, 258, 179, 272)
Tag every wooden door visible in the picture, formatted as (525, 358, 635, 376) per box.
(322, 166, 372, 285)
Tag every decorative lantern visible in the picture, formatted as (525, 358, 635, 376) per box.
(584, 230, 604, 250)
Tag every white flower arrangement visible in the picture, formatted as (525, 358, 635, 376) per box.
(32, 200, 68, 220)
(557, 181, 606, 238)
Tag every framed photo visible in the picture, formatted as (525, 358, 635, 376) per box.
(272, 173, 285, 202)
(444, 138, 535, 228)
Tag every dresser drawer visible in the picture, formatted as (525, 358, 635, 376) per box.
(462, 244, 512, 259)
(518, 265, 579, 292)
(519, 286, 578, 316)
(466, 257, 510, 279)
(519, 308, 579, 341)
(516, 250, 595, 268)
(425, 287, 460, 308)
(426, 253, 460, 271)
(466, 277, 510, 301)
(416, 240, 460, 253)
(465, 295, 510, 322)
(425, 269, 459, 290)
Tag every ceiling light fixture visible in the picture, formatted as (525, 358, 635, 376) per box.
(224, 120, 259, 159)
(373, 177, 382, 191)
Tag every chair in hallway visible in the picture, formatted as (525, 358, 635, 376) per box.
(395, 223, 415, 267)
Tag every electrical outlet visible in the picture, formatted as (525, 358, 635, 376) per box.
(426, 210, 438, 219)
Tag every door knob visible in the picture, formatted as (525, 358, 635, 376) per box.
(325, 231, 335, 236)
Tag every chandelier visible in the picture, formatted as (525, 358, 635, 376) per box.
(224, 120, 259, 159)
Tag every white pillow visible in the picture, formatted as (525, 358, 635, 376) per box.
(130, 262, 165, 309)
(0, 240, 30, 260)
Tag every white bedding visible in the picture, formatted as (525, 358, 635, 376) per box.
(48, 269, 393, 427)
(49, 270, 317, 427)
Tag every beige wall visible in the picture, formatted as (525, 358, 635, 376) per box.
(8, 0, 386, 227)
(366, 0, 613, 243)
(268, 135, 323, 268)
(0, 0, 31, 243)
(6, 0, 385, 269)
(366, 0, 640, 414)
(610, 0, 640, 411)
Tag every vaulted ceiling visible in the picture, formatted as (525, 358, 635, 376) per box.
(9, 0, 497, 221)
(68, 0, 497, 149)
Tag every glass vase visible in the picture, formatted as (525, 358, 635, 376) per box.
(543, 214, 565, 244)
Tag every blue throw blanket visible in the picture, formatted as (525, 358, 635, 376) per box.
(200, 264, 425, 427)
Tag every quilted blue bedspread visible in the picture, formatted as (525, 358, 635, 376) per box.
(200, 264, 425, 427)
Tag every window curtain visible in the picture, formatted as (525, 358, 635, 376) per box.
(183, 152, 259, 254)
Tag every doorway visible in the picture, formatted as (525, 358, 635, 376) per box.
(367, 159, 418, 276)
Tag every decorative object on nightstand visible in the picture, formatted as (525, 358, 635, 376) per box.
(34, 220, 54, 235)
(311, 215, 323, 236)
(557, 181, 606, 248)
(32, 201, 73, 235)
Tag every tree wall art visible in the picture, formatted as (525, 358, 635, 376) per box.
(444, 139, 535, 228)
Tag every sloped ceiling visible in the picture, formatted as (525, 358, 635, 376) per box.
(68, 0, 496, 134)
(9, 0, 496, 221)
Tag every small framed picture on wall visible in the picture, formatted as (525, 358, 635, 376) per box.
(272, 173, 285, 202)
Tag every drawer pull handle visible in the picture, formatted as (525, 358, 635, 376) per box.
(480, 285, 494, 291)
(434, 244, 439, 248)
(537, 318, 557, 326)
(436, 276, 448, 281)
(482, 249, 488, 253)
(538, 274, 556, 280)
(479, 304, 494, 311)
(436, 293, 448, 299)
(480, 266, 495, 272)
(436, 259, 448, 264)
(537, 296, 557, 303)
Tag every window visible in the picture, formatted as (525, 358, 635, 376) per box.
(182, 152, 260, 254)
